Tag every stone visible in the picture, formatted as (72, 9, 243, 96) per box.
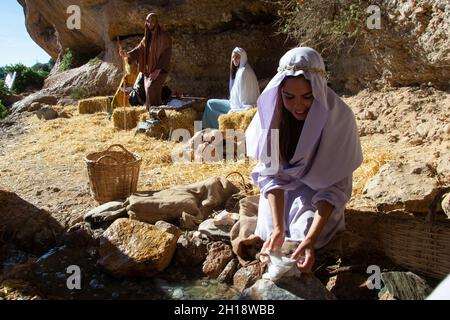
(363, 161, 442, 213)
(442, 193, 450, 218)
(154, 221, 182, 240)
(83, 201, 126, 224)
(179, 211, 202, 230)
(239, 273, 336, 300)
(217, 259, 239, 284)
(0, 190, 63, 254)
(63, 222, 94, 248)
(36, 106, 58, 120)
(28, 102, 43, 112)
(198, 219, 232, 242)
(175, 232, 208, 267)
(213, 210, 239, 226)
(233, 263, 263, 292)
(326, 273, 374, 300)
(362, 110, 377, 120)
(12, 93, 58, 113)
(416, 121, 434, 138)
(202, 241, 234, 279)
(97, 218, 177, 278)
(436, 152, 450, 180)
(380, 272, 433, 300)
(58, 111, 72, 119)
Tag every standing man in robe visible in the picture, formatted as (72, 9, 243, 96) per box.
(119, 13, 172, 111)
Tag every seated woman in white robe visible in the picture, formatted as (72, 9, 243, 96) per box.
(245, 47, 363, 273)
(202, 47, 260, 129)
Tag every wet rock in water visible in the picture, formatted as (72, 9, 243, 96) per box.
(36, 106, 58, 120)
(233, 263, 263, 292)
(0, 190, 63, 254)
(239, 273, 336, 300)
(198, 219, 232, 242)
(326, 273, 374, 300)
(155, 221, 182, 240)
(63, 222, 94, 248)
(202, 241, 234, 279)
(175, 231, 208, 267)
(97, 218, 177, 278)
(442, 193, 450, 218)
(380, 271, 433, 300)
(363, 161, 442, 213)
(217, 258, 239, 284)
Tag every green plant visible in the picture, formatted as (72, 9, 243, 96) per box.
(59, 48, 74, 72)
(0, 80, 11, 102)
(0, 100, 7, 119)
(2, 64, 47, 94)
(271, 0, 379, 59)
(70, 86, 89, 100)
(88, 57, 102, 66)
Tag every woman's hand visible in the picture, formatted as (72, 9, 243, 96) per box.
(259, 227, 285, 265)
(291, 238, 315, 273)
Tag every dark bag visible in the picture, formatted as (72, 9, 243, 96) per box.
(129, 72, 146, 106)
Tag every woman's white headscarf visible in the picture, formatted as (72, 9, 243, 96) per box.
(246, 47, 363, 190)
(229, 47, 260, 112)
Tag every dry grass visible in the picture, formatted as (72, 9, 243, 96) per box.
(352, 140, 394, 195)
(78, 97, 110, 114)
(1, 106, 389, 203)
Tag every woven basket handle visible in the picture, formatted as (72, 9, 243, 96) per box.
(106, 144, 133, 156)
(95, 155, 121, 165)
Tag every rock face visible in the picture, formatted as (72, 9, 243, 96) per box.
(332, 0, 450, 92)
(97, 218, 177, 278)
(17, 0, 288, 101)
(0, 190, 63, 254)
(363, 161, 442, 213)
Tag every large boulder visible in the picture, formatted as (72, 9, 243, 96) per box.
(363, 161, 442, 213)
(202, 241, 234, 279)
(97, 218, 177, 278)
(0, 190, 63, 254)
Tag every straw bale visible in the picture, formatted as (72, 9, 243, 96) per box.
(78, 97, 110, 114)
(112, 107, 146, 130)
(218, 108, 257, 132)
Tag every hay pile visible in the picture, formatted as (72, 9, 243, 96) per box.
(78, 97, 110, 114)
(218, 108, 257, 132)
(112, 107, 147, 130)
(141, 108, 201, 139)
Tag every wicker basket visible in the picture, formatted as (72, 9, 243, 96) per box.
(84, 144, 142, 203)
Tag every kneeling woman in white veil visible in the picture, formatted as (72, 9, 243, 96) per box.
(246, 47, 363, 273)
(202, 47, 260, 129)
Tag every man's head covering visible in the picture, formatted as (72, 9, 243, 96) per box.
(246, 47, 362, 190)
(139, 13, 172, 74)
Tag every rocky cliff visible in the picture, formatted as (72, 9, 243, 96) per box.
(17, 0, 288, 101)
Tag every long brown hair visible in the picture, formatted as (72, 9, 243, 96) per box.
(276, 77, 306, 162)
